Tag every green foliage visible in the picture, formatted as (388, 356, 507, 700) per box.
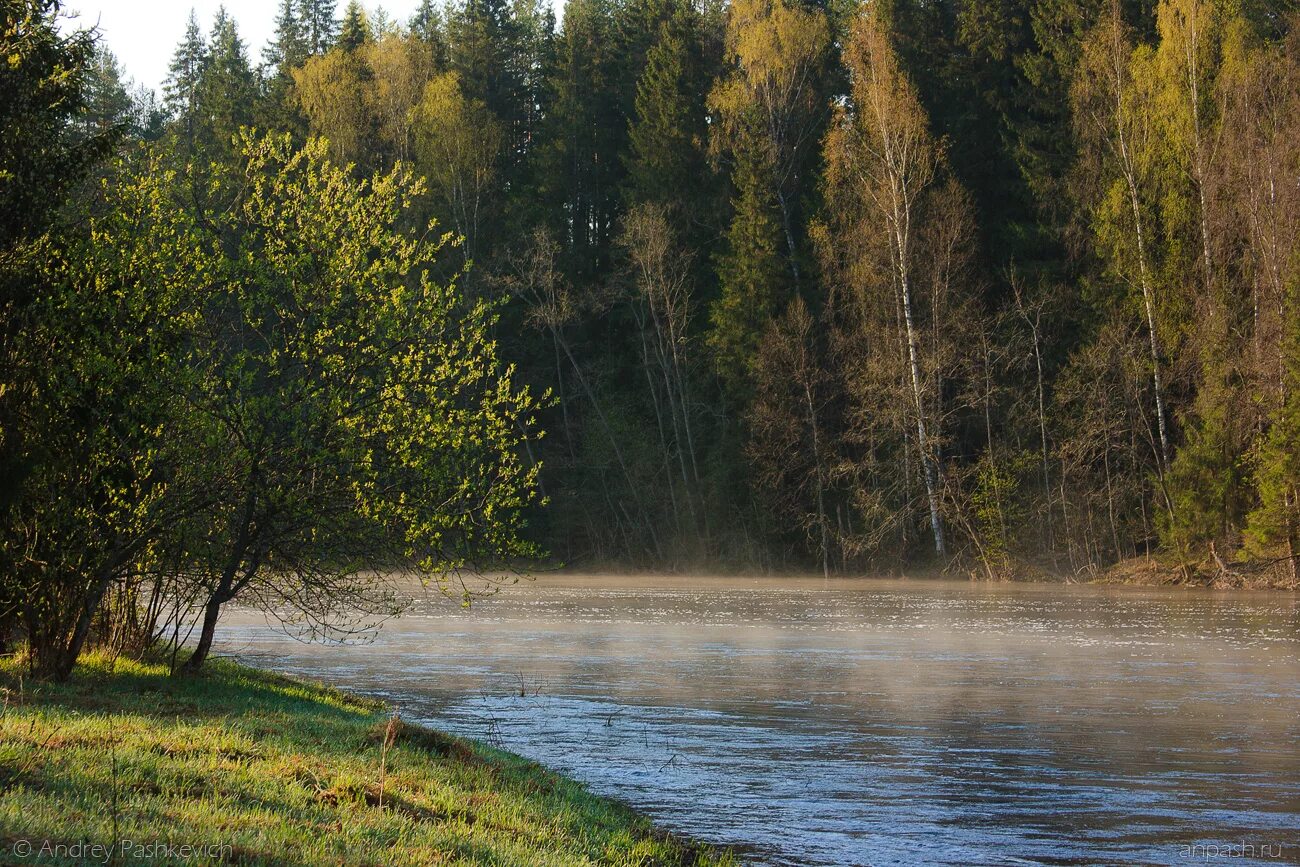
(0, 0, 110, 249)
(709, 129, 784, 394)
(173, 131, 543, 667)
(338, 0, 372, 51)
(625, 5, 709, 211)
(162, 10, 206, 149)
(299, 0, 340, 56)
(5, 153, 213, 678)
(970, 451, 1036, 576)
(1246, 288, 1300, 564)
(0, 0, 124, 663)
(8, 0, 1300, 643)
(1163, 377, 1245, 557)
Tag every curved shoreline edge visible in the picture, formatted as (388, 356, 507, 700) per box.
(0, 655, 735, 866)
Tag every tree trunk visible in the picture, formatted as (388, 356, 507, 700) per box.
(1108, 12, 1172, 474)
(52, 570, 117, 681)
(776, 189, 801, 289)
(183, 592, 224, 673)
(894, 230, 946, 559)
(1287, 490, 1300, 586)
(804, 380, 829, 578)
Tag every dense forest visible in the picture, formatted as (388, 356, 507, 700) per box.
(176, 0, 1295, 583)
(2, 0, 1299, 677)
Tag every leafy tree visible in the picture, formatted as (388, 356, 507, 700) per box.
(294, 47, 372, 163)
(821, 6, 984, 560)
(0, 0, 117, 650)
(364, 34, 436, 165)
(7, 155, 214, 678)
(413, 70, 504, 262)
(620, 202, 704, 543)
(708, 0, 830, 288)
(1072, 0, 1178, 486)
(178, 132, 542, 670)
(748, 297, 833, 575)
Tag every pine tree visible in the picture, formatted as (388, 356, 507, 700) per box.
(77, 46, 133, 142)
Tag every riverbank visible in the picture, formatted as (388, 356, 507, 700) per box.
(0, 654, 732, 866)
(1095, 554, 1300, 590)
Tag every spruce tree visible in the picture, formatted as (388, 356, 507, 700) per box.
(259, 0, 309, 136)
(338, 0, 372, 51)
(448, 0, 530, 162)
(77, 46, 133, 142)
(411, 0, 440, 41)
(1247, 291, 1300, 584)
(298, 0, 339, 55)
(625, 6, 709, 222)
(410, 0, 448, 67)
(264, 0, 307, 72)
(197, 8, 256, 156)
(163, 8, 207, 143)
(709, 120, 784, 394)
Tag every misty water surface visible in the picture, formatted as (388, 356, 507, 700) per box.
(217, 575, 1300, 865)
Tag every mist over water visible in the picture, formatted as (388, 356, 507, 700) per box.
(218, 575, 1300, 865)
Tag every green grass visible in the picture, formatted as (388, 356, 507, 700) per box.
(0, 654, 734, 866)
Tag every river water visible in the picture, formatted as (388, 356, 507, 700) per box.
(216, 575, 1300, 865)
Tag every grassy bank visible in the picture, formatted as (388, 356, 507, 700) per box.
(0, 655, 732, 866)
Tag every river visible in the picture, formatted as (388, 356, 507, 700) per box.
(216, 575, 1300, 865)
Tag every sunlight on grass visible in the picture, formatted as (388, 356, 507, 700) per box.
(0, 655, 732, 866)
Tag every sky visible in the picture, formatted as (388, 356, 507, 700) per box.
(63, 1, 427, 93)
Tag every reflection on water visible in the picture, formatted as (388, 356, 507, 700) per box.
(217, 576, 1300, 865)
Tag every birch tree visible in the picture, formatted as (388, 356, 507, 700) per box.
(709, 0, 829, 288)
(823, 8, 954, 559)
(1072, 0, 1174, 477)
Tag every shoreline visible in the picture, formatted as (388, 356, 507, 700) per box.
(0, 654, 734, 866)
(539, 555, 1300, 590)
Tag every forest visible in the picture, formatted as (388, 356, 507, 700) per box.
(2, 0, 1299, 670)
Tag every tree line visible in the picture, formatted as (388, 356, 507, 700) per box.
(2, 0, 1298, 681)
(212, 0, 1292, 584)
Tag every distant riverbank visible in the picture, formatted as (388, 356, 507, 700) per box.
(0, 654, 731, 866)
(550, 557, 1300, 589)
